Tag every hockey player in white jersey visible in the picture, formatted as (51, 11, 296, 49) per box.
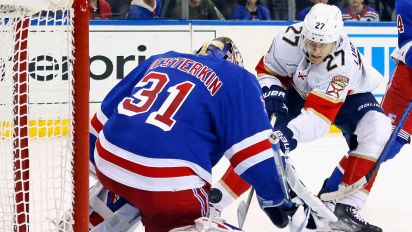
(212, 3, 391, 232)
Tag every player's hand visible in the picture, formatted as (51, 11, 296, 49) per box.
(271, 126, 297, 154)
(261, 85, 288, 126)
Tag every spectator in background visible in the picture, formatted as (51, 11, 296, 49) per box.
(167, 0, 225, 20)
(377, 0, 395, 21)
(90, 0, 112, 19)
(232, 0, 271, 20)
(214, 0, 237, 20)
(108, 0, 131, 19)
(127, 0, 162, 19)
(342, 0, 379, 22)
(296, 0, 328, 21)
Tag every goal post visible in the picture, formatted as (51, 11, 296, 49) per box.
(72, 0, 90, 231)
(0, 0, 89, 231)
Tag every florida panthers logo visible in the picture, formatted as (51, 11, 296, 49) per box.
(326, 75, 349, 98)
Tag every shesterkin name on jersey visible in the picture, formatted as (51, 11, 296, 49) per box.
(148, 57, 223, 96)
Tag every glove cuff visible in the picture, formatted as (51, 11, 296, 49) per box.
(398, 129, 411, 144)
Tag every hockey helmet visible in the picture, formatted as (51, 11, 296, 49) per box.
(301, 3, 343, 45)
(195, 37, 244, 67)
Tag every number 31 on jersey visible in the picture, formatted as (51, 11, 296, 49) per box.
(118, 71, 195, 131)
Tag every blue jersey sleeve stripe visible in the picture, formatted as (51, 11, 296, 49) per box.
(233, 148, 274, 175)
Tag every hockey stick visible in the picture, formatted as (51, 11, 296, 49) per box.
(269, 133, 338, 223)
(236, 187, 254, 229)
(270, 113, 336, 222)
(236, 115, 287, 229)
(321, 100, 412, 201)
(269, 115, 292, 201)
(269, 134, 291, 201)
(236, 116, 291, 229)
(283, 156, 338, 222)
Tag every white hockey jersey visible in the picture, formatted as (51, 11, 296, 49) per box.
(256, 22, 383, 143)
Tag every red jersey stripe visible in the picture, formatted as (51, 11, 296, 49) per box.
(220, 165, 250, 197)
(230, 139, 272, 168)
(304, 92, 344, 123)
(90, 114, 104, 134)
(96, 138, 197, 178)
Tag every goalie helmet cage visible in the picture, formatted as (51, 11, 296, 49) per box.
(0, 0, 89, 231)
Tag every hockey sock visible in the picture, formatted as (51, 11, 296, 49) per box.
(325, 155, 348, 192)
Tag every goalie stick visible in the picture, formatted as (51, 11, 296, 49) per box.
(236, 116, 291, 229)
(269, 115, 292, 201)
(282, 156, 337, 223)
(321, 100, 412, 201)
(269, 115, 337, 223)
(236, 116, 338, 230)
(236, 116, 286, 229)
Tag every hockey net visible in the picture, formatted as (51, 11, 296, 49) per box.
(0, 0, 89, 231)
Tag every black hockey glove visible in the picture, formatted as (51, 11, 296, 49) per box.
(272, 126, 297, 154)
(261, 85, 288, 126)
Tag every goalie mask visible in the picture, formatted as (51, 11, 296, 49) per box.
(300, 3, 343, 49)
(195, 37, 244, 67)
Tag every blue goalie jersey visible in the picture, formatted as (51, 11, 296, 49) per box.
(90, 51, 285, 204)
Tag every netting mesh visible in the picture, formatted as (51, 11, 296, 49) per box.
(0, 1, 76, 231)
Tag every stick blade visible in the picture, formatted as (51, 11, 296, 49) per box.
(237, 200, 247, 228)
(320, 177, 367, 202)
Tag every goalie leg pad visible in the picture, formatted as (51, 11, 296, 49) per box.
(89, 181, 141, 232)
(89, 203, 141, 232)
